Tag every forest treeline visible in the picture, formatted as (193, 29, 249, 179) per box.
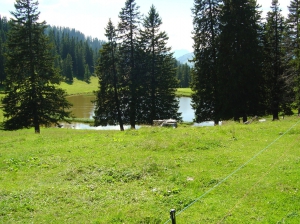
(0, 16, 103, 84)
(192, 0, 300, 124)
(0, 15, 191, 87)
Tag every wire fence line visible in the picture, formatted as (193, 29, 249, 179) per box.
(217, 132, 300, 223)
(164, 119, 300, 224)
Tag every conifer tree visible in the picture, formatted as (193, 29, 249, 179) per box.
(0, 37, 4, 85)
(139, 5, 181, 124)
(191, 0, 222, 124)
(63, 53, 73, 82)
(84, 64, 91, 83)
(218, 0, 263, 122)
(94, 19, 125, 131)
(0, 16, 8, 85)
(2, 0, 71, 133)
(287, 0, 300, 115)
(117, 0, 141, 129)
(263, 0, 287, 120)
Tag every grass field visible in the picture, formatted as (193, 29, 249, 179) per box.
(0, 116, 299, 223)
(176, 88, 193, 97)
(59, 76, 99, 95)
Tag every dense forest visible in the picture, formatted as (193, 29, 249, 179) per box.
(191, 0, 300, 123)
(0, 15, 191, 87)
(0, 15, 105, 84)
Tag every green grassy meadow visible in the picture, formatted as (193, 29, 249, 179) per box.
(176, 88, 193, 97)
(59, 77, 99, 95)
(1, 116, 300, 223)
(58, 77, 193, 97)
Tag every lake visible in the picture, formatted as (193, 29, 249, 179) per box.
(67, 95, 194, 122)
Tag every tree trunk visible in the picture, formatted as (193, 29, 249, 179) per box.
(243, 114, 247, 123)
(234, 116, 240, 123)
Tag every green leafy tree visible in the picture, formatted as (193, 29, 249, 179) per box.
(139, 5, 181, 124)
(262, 0, 288, 120)
(94, 19, 125, 131)
(2, 0, 71, 133)
(218, 0, 263, 122)
(191, 0, 222, 124)
(118, 0, 141, 129)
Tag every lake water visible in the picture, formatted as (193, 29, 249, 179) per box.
(67, 95, 194, 122)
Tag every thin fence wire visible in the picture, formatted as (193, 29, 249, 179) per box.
(217, 132, 300, 223)
(164, 119, 300, 224)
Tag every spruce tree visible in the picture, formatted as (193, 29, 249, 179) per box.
(117, 0, 141, 129)
(0, 16, 8, 85)
(218, 0, 263, 122)
(84, 64, 91, 83)
(94, 19, 125, 131)
(263, 0, 287, 120)
(63, 53, 73, 83)
(139, 5, 181, 124)
(2, 0, 71, 133)
(191, 0, 222, 124)
(287, 0, 300, 115)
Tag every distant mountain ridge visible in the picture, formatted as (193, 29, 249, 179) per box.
(173, 49, 190, 58)
(177, 52, 194, 66)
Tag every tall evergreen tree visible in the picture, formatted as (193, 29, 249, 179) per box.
(117, 0, 141, 129)
(191, 0, 222, 124)
(0, 16, 8, 85)
(94, 19, 125, 131)
(263, 0, 287, 120)
(287, 0, 300, 115)
(176, 63, 191, 88)
(2, 0, 71, 133)
(218, 0, 263, 122)
(62, 53, 73, 82)
(139, 5, 181, 124)
(84, 63, 91, 83)
(0, 37, 4, 85)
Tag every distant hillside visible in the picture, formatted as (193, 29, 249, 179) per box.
(177, 52, 194, 66)
(173, 49, 190, 58)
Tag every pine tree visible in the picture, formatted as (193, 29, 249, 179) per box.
(218, 0, 263, 122)
(63, 53, 73, 82)
(84, 64, 91, 83)
(139, 5, 181, 124)
(176, 63, 191, 88)
(94, 19, 125, 131)
(263, 0, 289, 120)
(2, 0, 71, 133)
(191, 0, 222, 124)
(0, 16, 8, 85)
(117, 0, 141, 129)
(0, 37, 4, 85)
(287, 0, 300, 115)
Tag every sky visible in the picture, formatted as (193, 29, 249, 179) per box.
(0, 0, 290, 53)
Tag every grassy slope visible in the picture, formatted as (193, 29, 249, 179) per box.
(176, 88, 193, 97)
(0, 117, 300, 223)
(59, 77, 193, 97)
(59, 76, 99, 95)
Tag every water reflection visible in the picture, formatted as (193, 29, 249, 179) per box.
(178, 97, 193, 122)
(67, 95, 95, 119)
(65, 95, 219, 129)
(67, 95, 195, 122)
(62, 122, 140, 130)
